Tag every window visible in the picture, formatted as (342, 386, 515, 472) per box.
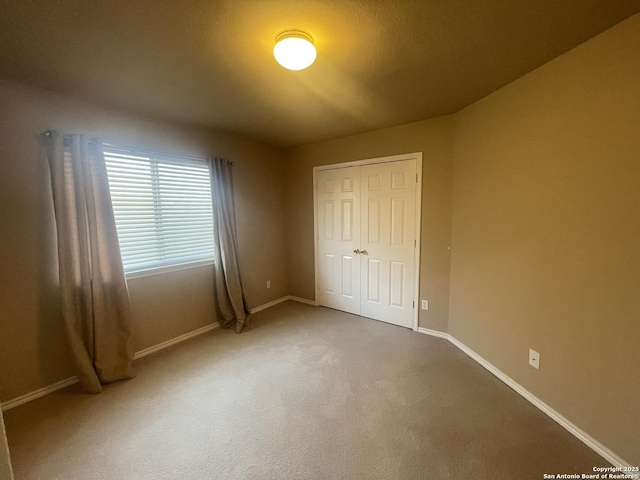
(103, 145, 215, 276)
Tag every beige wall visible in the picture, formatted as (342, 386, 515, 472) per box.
(0, 80, 288, 402)
(285, 116, 455, 332)
(0, 410, 13, 480)
(449, 13, 640, 464)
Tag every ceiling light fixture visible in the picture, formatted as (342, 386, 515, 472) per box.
(273, 30, 316, 71)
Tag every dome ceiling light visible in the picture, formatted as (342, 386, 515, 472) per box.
(273, 30, 317, 71)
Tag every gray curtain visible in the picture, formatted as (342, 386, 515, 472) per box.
(210, 158, 250, 333)
(45, 132, 135, 393)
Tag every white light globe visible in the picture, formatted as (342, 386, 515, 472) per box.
(273, 32, 317, 71)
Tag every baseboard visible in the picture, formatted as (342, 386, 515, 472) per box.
(250, 295, 318, 314)
(133, 322, 220, 360)
(1, 376, 79, 412)
(417, 327, 448, 340)
(416, 328, 631, 467)
(1, 322, 220, 412)
(250, 296, 289, 314)
(286, 295, 318, 306)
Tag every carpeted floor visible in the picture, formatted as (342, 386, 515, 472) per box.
(4, 301, 606, 479)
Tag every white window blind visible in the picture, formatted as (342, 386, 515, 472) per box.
(103, 145, 215, 276)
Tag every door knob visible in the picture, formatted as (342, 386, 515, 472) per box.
(353, 249, 361, 254)
(362, 249, 368, 255)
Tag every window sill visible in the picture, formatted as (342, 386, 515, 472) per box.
(125, 260, 214, 281)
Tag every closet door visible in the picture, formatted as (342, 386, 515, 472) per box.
(316, 167, 361, 315)
(360, 160, 417, 328)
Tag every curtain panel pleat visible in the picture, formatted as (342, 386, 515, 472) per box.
(45, 132, 135, 393)
(210, 158, 250, 333)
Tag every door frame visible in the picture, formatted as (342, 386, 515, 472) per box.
(313, 152, 423, 331)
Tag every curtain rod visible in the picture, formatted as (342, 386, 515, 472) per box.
(103, 143, 206, 162)
(104, 143, 235, 166)
(41, 133, 235, 166)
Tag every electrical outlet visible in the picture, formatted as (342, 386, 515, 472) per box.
(529, 349, 540, 369)
(421, 300, 429, 310)
(266, 280, 271, 289)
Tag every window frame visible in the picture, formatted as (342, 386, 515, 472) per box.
(103, 144, 216, 279)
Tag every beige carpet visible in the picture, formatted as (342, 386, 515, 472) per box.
(4, 301, 605, 479)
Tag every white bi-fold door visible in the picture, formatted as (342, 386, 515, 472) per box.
(315, 156, 420, 329)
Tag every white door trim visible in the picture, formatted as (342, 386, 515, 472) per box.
(313, 152, 423, 331)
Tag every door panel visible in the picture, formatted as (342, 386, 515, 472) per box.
(390, 261, 404, 307)
(341, 199, 354, 241)
(316, 167, 361, 315)
(360, 160, 416, 328)
(367, 258, 381, 303)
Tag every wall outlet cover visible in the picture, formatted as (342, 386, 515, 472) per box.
(421, 300, 429, 310)
(529, 349, 540, 369)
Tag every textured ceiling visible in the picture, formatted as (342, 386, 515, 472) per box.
(0, 0, 639, 147)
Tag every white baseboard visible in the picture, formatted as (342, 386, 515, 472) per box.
(1, 376, 79, 412)
(250, 296, 289, 314)
(417, 327, 448, 340)
(417, 328, 632, 468)
(1, 322, 220, 412)
(250, 295, 319, 314)
(133, 322, 220, 360)
(286, 295, 318, 306)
